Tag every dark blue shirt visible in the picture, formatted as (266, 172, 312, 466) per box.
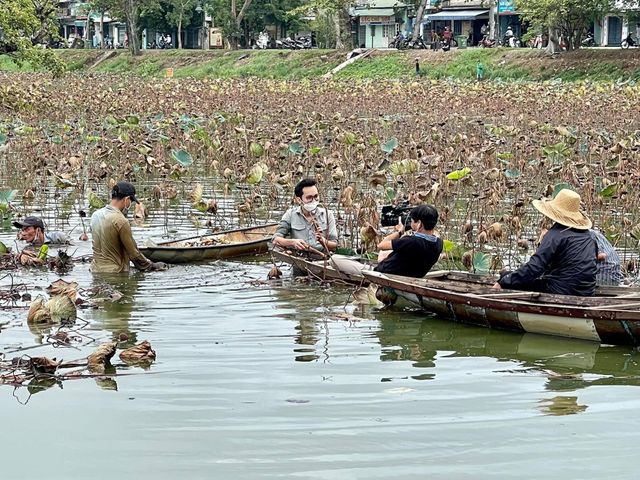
(498, 223, 597, 296)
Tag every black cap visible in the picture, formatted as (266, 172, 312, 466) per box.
(112, 181, 138, 203)
(13, 216, 45, 230)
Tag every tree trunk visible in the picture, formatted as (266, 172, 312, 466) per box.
(100, 12, 104, 48)
(85, 10, 92, 42)
(546, 27, 560, 54)
(124, 0, 141, 55)
(178, 18, 182, 49)
(489, 0, 497, 40)
(412, 0, 429, 41)
(333, 12, 344, 49)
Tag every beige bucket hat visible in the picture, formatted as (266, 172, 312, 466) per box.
(532, 189, 592, 230)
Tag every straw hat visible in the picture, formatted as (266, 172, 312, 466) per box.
(532, 189, 592, 230)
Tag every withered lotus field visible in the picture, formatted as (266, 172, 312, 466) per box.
(1, 73, 639, 273)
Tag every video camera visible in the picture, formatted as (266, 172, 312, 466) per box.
(381, 201, 413, 229)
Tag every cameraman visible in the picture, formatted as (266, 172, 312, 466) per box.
(331, 204, 442, 278)
(374, 204, 442, 278)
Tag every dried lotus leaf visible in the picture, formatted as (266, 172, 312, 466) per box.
(119, 340, 156, 364)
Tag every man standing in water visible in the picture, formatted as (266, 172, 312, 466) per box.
(272, 178, 338, 254)
(90, 181, 166, 273)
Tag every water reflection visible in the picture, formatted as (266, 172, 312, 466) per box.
(375, 312, 640, 392)
(89, 272, 143, 348)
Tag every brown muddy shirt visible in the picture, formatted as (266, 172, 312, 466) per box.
(90, 205, 152, 273)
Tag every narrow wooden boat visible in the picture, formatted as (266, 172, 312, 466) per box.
(139, 223, 278, 263)
(271, 249, 372, 284)
(362, 270, 640, 346)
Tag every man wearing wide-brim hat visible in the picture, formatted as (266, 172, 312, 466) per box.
(495, 189, 598, 296)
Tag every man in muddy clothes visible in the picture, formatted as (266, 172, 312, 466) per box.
(14, 216, 69, 247)
(90, 181, 166, 273)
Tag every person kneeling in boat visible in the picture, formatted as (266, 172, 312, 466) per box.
(272, 178, 338, 254)
(90, 181, 167, 274)
(14, 216, 69, 248)
(331, 204, 443, 278)
(494, 189, 597, 296)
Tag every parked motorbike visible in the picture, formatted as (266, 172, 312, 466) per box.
(581, 32, 596, 47)
(388, 32, 406, 49)
(621, 33, 637, 49)
(480, 35, 495, 48)
(500, 35, 521, 48)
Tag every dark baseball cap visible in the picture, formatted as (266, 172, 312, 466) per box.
(112, 181, 139, 203)
(13, 216, 45, 230)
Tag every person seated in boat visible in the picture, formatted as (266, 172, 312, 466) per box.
(590, 228, 623, 286)
(272, 178, 338, 254)
(331, 204, 443, 278)
(90, 181, 167, 273)
(14, 216, 69, 248)
(494, 189, 597, 296)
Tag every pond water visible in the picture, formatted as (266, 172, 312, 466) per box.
(1, 187, 640, 479)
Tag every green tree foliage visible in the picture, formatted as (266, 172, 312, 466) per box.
(517, 0, 615, 50)
(206, 0, 306, 48)
(0, 0, 64, 74)
(164, 0, 197, 48)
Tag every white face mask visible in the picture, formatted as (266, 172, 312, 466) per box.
(302, 200, 319, 213)
(122, 198, 132, 217)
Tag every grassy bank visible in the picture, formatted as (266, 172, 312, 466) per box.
(2, 48, 640, 82)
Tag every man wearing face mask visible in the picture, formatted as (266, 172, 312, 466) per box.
(90, 181, 166, 273)
(272, 178, 338, 253)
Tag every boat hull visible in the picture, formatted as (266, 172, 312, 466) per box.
(363, 271, 640, 346)
(139, 224, 278, 264)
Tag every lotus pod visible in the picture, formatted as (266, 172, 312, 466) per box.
(23, 189, 35, 199)
(87, 190, 105, 209)
(246, 164, 263, 185)
(463, 220, 473, 236)
(490, 255, 503, 272)
(517, 239, 529, 250)
(222, 168, 234, 179)
(477, 231, 488, 245)
(27, 298, 51, 323)
(189, 184, 203, 203)
(119, 340, 156, 364)
(45, 295, 77, 323)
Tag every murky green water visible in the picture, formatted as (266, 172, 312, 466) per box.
(2, 189, 640, 479)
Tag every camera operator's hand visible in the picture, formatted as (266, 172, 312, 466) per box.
(395, 217, 406, 235)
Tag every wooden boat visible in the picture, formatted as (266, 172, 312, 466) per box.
(139, 223, 278, 263)
(271, 249, 372, 284)
(362, 270, 640, 346)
